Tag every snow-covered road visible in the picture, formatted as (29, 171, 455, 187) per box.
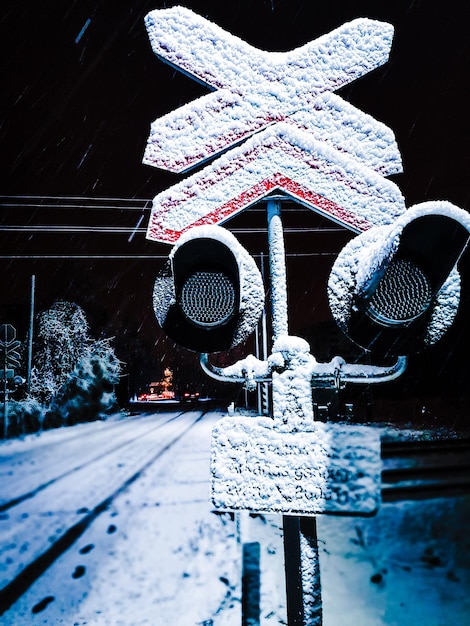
(0, 411, 469, 625)
(0, 410, 243, 625)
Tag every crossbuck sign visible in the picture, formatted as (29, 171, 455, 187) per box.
(143, 6, 407, 243)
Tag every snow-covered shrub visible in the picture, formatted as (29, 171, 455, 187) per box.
(48, 338, 122, 426)
(30, 301, 89, 405)
(29, 301, 122, 430)
(1, 397, 45, 437)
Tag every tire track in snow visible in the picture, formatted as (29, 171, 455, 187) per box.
(0, 410, 206, 616)
(0, 411, 145, 463)
(0, 412, 185, 513)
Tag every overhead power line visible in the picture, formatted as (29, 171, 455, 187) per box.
(0, 252, 336, 260)
(0, 195, 343, 217)
(0, 194, 151, 203)
(0, 195, 152, 215)
(0, 225, 343, 234)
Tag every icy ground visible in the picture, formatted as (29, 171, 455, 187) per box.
(0, 410, 468, 625)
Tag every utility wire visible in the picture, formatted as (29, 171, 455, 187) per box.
(0, 225, 343, 234)
(0, 195, 338, 216)
(0, 252, 336, 259)
(0, 194, 151, 202)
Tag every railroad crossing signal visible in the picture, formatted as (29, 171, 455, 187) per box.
(142, 10, 469, 624)
(0, 324, 21, 371)
(1, 323, 22, 441)
(144, 8, 470, 519)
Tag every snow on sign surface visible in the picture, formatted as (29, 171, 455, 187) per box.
(143, 7, 406, 243)
(211, 416, 381, 516)
(146, 124, 406, 243)
(143, 7, 400, 175)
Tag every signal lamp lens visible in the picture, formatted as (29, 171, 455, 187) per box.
(367, 258, 432, 326)
(179, 270, 236, 327)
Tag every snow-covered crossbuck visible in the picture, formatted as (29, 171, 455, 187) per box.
(143, 6, 406, 243)
(143, 6, 401, 175)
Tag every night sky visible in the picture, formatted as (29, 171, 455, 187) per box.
(1, 1, 469, 423)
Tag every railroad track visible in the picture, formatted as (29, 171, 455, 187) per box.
(381, 437, 470, 502)
(0, 411, 186, 513)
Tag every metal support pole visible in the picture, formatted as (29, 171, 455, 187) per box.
(27, 274, 35, 395)
(2, 380, 7, 440)
(3, 326, 8, 439)
(266, 196, 322, 626)
(256, 252, 270, 415)
(283, 516, 322, 624)
(299, 517, 322, 624)
(283, 516, 305, 625)
(267, 198, 288, 340)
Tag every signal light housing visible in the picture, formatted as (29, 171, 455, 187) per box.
(153, 225, 265, 353)
(328, 202, 470, 356)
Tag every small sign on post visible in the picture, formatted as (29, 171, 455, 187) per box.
(211, 413, 381, 516)
(0, 329, 21, 371)
(0, 341, 21, 370)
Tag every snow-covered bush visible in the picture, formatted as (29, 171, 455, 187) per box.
(1, 397, 45, 437)
(49, 338, 121, 426)
(29, 301, 122, 430)
(30, 301, 89, 405)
